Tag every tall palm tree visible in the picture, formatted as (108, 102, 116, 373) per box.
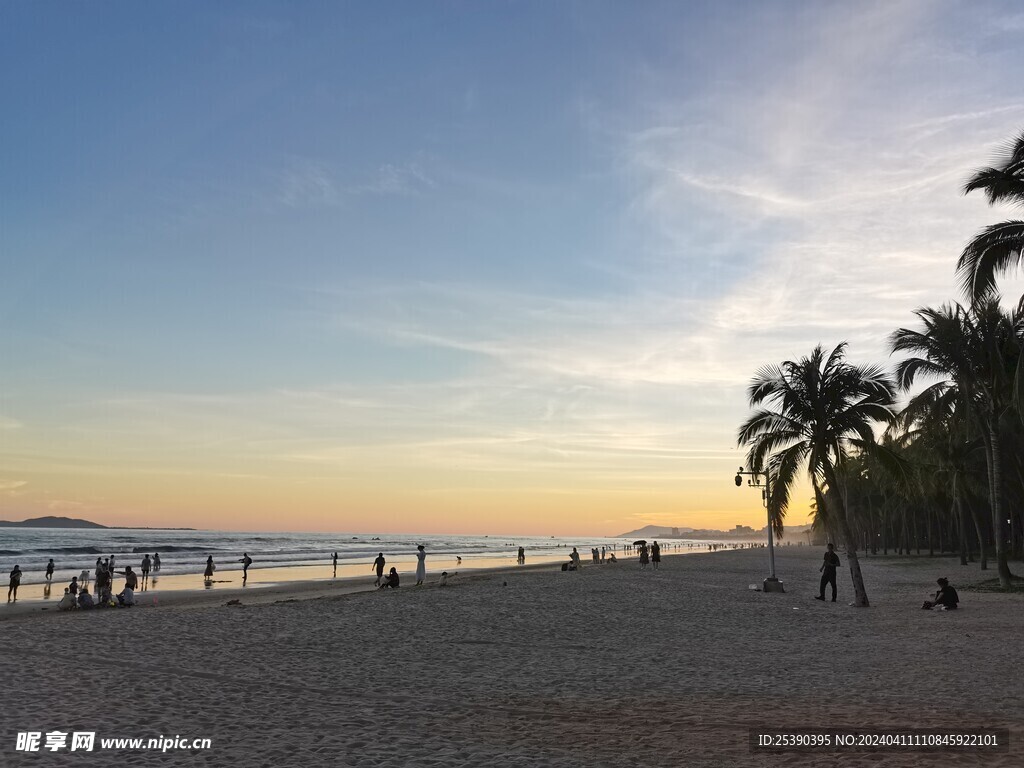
(737, 343, 897, 607)
(958, 130, 1024, 301)
(891, 301, 1019, 587)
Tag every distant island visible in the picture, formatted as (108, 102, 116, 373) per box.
(616, 523, 815, 541)
(0, 516, 195, 531)
(0, 515, 108, 529)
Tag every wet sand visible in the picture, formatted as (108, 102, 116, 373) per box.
(1, 546, 1020, 767)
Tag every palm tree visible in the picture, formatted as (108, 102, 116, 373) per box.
(891, 301, 1020, 587)
(958, 130, 1024, 301)
(737, 343, 897, 607)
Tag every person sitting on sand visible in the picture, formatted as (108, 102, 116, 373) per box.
(58, 588, 77, 611)
(380, 567, 400, 589)
(607, 552, 618, 563)
(922, 577, 959, 610)
(438, 571, 449, 587)
(570, 547, 581, 570)
(117, 585, 135, 607)
(77, 588, 94, 610)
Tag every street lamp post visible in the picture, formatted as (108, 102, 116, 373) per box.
(735, 466, 785, 593)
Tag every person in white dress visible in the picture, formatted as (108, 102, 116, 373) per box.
(415, 545, 426, 586)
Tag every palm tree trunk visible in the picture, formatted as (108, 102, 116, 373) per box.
(987, 423, 1013, 588)
(955, 495, 968, 566)
(824, 465, 869, 607)
(964, 494, 987, 570)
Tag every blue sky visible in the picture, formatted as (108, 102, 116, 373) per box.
(3, 1, 1024, 533)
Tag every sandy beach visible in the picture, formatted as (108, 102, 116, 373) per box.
(1, 546, 1020, 767)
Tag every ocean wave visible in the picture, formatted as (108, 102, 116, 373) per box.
(130, 545, 220, 553)
(0, 549, 23, 556)
(45, 546, 106, 555)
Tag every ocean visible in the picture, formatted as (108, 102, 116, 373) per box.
(1, 528, 716, 587)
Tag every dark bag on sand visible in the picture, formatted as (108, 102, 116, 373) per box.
(921, 601, 933, 610)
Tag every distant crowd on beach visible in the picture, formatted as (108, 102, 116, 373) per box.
(4, 552, 164, 610)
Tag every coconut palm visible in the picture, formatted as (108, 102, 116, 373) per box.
(891, 300, 1020, 587)
(958, 130, 1024, 301)
(737, 343, 897, 607)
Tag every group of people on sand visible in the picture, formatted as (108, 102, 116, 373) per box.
(370, 545, 457, 589)
(8, 552, 162, 606)
(57, 554, 156, 610)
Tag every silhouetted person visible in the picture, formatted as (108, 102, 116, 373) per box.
(332, 551, 338, 577)
(45, 559, 55, 582)
(380, 567, 400, 589)
(570, 547, 581, 569)
(373, 553, 386, 586)
(153, 552, 161, 572)
(239, 553, 253, 584)
(68, 576, 79, 596)
(8, 565, 22, 601)
(58, 588, 77, 611)
(816, 543, 840, 602)
(651, 541, 661, 570)
(140, 554, 151, 589)
(923, 577, 959, 610)
(517, 547, 525, 565)
(415, 545, 426, 586)
(204, 556, 215, 582)
(78, 588, 94, 609)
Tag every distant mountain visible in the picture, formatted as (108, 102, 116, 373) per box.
(616, 525, 693, 539)
(0, 516, 108, 529)
(616, 522, 815, 540)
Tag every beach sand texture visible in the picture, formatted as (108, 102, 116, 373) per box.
(1, 546, 1020, 767)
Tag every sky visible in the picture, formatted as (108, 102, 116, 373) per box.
(3, 1, 1024, 535)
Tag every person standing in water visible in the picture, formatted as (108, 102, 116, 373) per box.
(239, 553, 253, 584)
(373, 553, 386, 586)
(816, 543, 841, 602)
(45, 559, 55, 582)
(153, 552, 161, 572)
(415, 545, 426, 586)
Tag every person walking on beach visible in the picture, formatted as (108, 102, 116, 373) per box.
(204, 556, 216, 583)
(45, 558, 55, 582)
(639, 543, 649, 569)
(153, 552, 161, 572)
(8, 565, 22, 601)
(332, 551, 338, 578)
(601, 546, 606, 563)
(373, 553, 386, 586)
(415, 545, 427, 586)
(239, 553, 253, 584)
(140, 554, 151, 589)
(651, 541, 661, 570)
(816, 543, 841, 602)
(517, 547, 525, 565)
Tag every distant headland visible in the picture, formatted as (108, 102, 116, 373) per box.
(616, 523, 815, 541)
(0, 516, 195, 531)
